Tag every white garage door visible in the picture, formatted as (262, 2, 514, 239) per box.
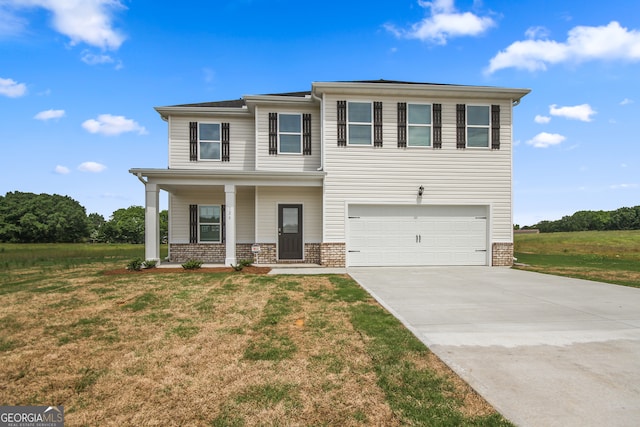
(347, 204, 488, 266)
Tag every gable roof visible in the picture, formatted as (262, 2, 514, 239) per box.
(157, 80, 530, 117)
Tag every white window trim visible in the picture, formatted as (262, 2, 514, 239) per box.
(466, 105, 491, 149)
(278, 113, 303, 155)
(199, 204, 222, 243)
(407, 103, 432, 148)
(347, 101, 373, 146)
(198, 122, 222, 161)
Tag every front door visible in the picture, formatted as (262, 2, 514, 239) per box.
(278, 204, 303, 260)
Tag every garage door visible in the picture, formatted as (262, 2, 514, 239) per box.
(347, 204, 488, 266)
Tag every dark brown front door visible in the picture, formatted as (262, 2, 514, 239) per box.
(278, 204, 303, 260)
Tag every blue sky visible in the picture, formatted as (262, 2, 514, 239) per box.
(1, 0, 639, 226)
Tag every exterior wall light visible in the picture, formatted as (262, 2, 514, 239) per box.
(418, 185, 424, 196)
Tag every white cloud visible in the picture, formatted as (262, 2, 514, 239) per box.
(525, 26, 550, 40)
(78, 161, 106, 173)
(0, 77, 27, 97)
(620, 98, 634, 105)
(2, 0, 126, 50)
(54, 165, 70, 174)
(534, 115, 551, 124)
(385, 0, 495, 45)
(549, 104, 596, 122)
(34, 109, 65, 120)
(526, 132, 566, 148)
(82, 114, 147, 136)
(487, 21, 640, 73)
(610, 183, 639, 190)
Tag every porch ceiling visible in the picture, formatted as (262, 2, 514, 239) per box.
(130, 168, 325, 192)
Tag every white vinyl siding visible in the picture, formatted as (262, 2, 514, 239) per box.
(255, 187, 322, 243)
(168, 115, 255, 170)
(322, 93, 513, 246)
(256, 105, 321, 171)
(169, 187, 255, 244)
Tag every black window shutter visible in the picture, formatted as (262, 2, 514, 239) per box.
(433, 103, 442, 149)
(303, 113, 312, 155)
(189, 122, 198, 161)
(456, 104, 466, 149)
(491, 105, 500, 150)
(221, 205, 226, 244)
(189, 204, 198, 243)
(269, 113, 278, 155)
(337, 100, 347, 146)
(222, 122, 230, 161)
(397, 102, 407, 148)
(374, 101, 383, 147)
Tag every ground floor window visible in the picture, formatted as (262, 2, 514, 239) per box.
(199, 205, 221, 242)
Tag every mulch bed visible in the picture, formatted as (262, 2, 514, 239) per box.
(104, 266, 271, 275)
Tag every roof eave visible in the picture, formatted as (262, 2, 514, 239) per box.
(312, 81, 531, 103)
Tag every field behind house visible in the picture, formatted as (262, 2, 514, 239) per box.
(0, 244, 509, 426)
(514, 230, 640, 287)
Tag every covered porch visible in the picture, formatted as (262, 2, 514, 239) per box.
(129, 169, 325, 266)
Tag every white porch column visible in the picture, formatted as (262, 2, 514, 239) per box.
(225, 184, 237, 266)
(144, 183, 160, 262)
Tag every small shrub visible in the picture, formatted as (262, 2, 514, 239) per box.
(231, 259, 254, 271)
(142, 259, 157, 269)
(126, 258, 143, 271)
(181, 259, 203, 270)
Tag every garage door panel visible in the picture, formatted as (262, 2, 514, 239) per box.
(348, 205, 488, 267)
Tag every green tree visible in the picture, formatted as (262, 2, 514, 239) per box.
(102, 206, 145, 244)
(87, 213, 106, 242)
(0, 191, 88, 242)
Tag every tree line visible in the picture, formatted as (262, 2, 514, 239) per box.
(0, 191, 167, 244)
(518, 206, 640, 233)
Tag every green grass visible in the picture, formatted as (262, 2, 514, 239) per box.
(0, 243, 168, 270)
(515, 230, 640, 287)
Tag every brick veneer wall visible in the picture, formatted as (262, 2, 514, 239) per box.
(170, 243, 225, 263)
(320, 242, 346, 267)
(492, 242, 514, 266)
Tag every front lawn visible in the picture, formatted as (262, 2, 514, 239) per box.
(0, 246, 510, 426)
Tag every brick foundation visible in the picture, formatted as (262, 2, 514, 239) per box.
(171, 242, 322, 265)
(320, 242, 346, 267)
(492, 242, 514, 266)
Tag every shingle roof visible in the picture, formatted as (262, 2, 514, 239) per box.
(167, 81, 458, 108)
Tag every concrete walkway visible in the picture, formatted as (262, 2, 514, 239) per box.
(348, 267, 640, 427)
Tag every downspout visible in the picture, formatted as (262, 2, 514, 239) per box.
(136, 172, 147, 185)
(310, 91, 324, 171)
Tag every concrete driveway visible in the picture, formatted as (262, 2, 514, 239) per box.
(348, 267, 640, 427)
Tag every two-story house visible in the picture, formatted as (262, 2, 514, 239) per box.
(130, 80, 529, 267)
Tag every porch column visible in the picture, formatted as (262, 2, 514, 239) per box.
(225, 184, 237, 266)
(145, 183, 160, 262)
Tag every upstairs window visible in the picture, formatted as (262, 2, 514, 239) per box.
(467, 106, 490, 148)
(278, 113, 302, 154)
(199, 205, 221, 242)
(199, 123, 221, 160)
(407, 104, 431, 147)
(348, 102, 372, 145)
